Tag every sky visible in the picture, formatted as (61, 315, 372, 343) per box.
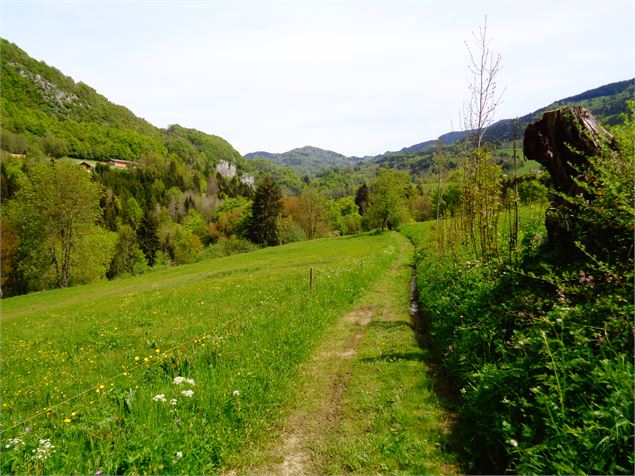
(1, 0, 633, 157)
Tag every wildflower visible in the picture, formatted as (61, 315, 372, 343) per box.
(96, 470, 104, 475)
(32, 439, 55, 461)
(153, 394, 167, 402)
(170, 399, 177, 405)
(5, 438, 23, 448)
(232, 390, 240, 397)
(63, 418, 71, 423)
(509, 439, 518, 447)
(134, 356, 140, 361)
(176, 451, 183, 458)
(173, 376, 186, 385)
(181, 389, 194, 398)
(24, 427, 32, 434)
(174, 418, 182, 424)
(185, 378, 195, 385)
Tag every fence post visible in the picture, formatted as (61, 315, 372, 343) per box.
(309, 267, 314, 291)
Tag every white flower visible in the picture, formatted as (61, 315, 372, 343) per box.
(185, 378, 195, 385)
(173, 376, 186, 385)
(176, 451, 183, 458)
(5, 438, 23, 448)
(153, 394, 167, 402)
(31, 439, 55, 461)
(181, 389, 194, 398)
(170, 399, 177, 405)
(232, 390, 240, 397)
(509, 439, 518, 447)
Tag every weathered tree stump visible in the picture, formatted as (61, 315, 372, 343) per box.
(523, 106, 616, 250)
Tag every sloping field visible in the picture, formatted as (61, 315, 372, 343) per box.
(1, 233, 400, 474)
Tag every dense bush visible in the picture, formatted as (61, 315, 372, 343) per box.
(401, 110, 634, 474)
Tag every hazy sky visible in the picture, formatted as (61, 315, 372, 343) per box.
(1, 0, 633, 156)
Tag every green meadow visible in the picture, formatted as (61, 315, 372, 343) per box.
(1, 232, 400, 474)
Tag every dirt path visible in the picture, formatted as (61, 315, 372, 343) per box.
(272, 305, 376, 475)
(232, 232, 459, 475)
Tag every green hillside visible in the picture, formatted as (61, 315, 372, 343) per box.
(245, 145, 362, 175)
(0, 38, 242, 173)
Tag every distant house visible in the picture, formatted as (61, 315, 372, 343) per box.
(107, 159, 131, 169)
(79, 161, 93, 171)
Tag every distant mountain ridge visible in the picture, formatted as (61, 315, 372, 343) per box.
(245, 145, 363, 175)
(246, 78, 634, 174)
(397, 78, 634, 155)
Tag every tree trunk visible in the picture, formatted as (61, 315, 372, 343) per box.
(523, 106, 616, 250)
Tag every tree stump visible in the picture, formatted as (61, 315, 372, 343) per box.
(523, 106, 616, 250)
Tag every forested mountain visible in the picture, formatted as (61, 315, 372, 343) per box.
(245, 146, 363, 175)
(0, 38, 245, 176)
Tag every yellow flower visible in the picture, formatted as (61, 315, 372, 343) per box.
(134, 356, 140, 361)
(71, 412, 76, 416)
(63, 418, 71, 423)
(144, 357, 149, 362)
(99, 385, 105, 389)
(155, 349, 160, 353)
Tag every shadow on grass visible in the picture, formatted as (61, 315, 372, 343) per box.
(359, 351, 425, 364)
(407, 267, 470, 474)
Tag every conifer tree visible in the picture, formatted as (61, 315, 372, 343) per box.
(136, 209, 160, 266)
(248, 175, 283, 246)
(354, 181, 370, 216)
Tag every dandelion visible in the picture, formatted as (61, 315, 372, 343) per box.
(63, 418, 71, 423)
(232, 390, 240, 397)
(153, 394, 167, 402)
(170, 399, 177, 405)
(134, 356, 140, 361)
(181, 389, 194, 398)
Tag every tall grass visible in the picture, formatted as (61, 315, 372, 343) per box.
(1, 232, 399, 474)
(401, 201, 634, 475)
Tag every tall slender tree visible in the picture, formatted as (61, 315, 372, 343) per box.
(248, 175, 283, 246)
(136, 208, 160, 266)
(354, 181, 370, 216)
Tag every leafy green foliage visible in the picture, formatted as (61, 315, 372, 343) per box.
(400, 113, 635, 474)
(4, 160, 108, 289)
(367, 168, 411, 231)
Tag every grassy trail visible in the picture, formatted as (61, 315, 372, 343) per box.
(233, 232, 460, 475)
